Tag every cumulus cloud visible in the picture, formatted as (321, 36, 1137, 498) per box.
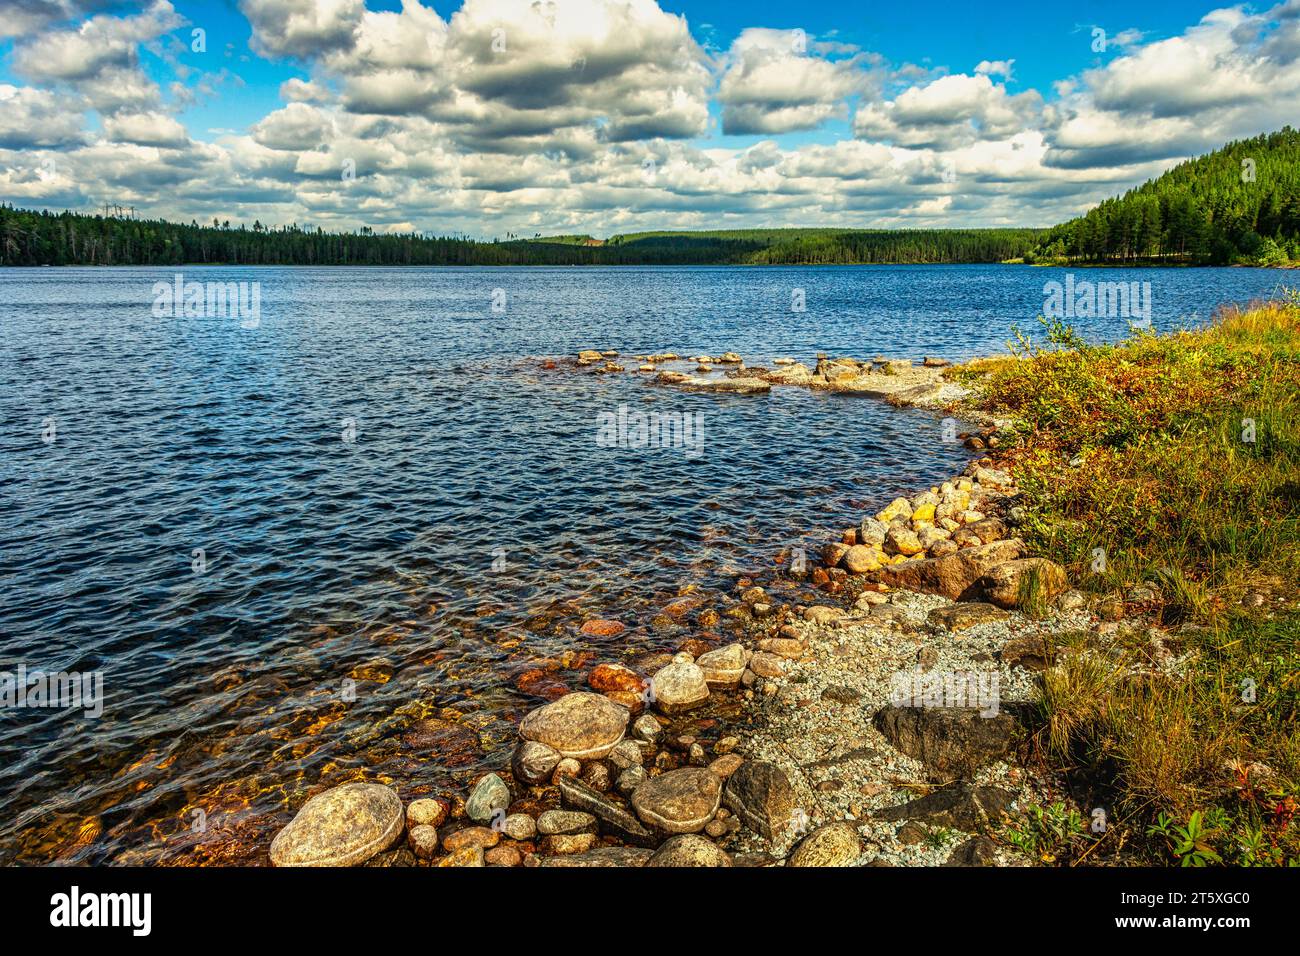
(1045, 1, 1300, 168)
(0, 86, 88, 149)
(2, 0, 1298, 237)
(854, 72, 1043, 148)
(717, 28, 874, 134)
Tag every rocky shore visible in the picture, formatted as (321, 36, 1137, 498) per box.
(264, 348, 1138, 868)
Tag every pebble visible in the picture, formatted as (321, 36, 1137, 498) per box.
(465, 773, 510, 824)
(408, 824, 439, 859)
(406, 797, 448, 829)
(537, 810, 597, 835)
(501, 813, 537, 841)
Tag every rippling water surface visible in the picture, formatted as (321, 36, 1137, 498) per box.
(0, 264, 1285, 864)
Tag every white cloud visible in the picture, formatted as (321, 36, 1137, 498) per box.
(717, 28, 873, 134)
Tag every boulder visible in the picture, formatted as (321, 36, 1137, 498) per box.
(722, 760, 795, 840)
(695, 643, 749, 688)
(857, 517, 889, 546)
(842, 544, 883, 573)
(876, 497, 913, 524)
(873, 704, 1027, 782)
(927, 602, 1011, 632)
(630, 767, 723, 834)
(537, 810, 597, 835)
(952, 517, 1006, 548)
(977, 558, 1068, 610)
(646, 834, 733, 867)
(557, 774, 658, 847)
(519, 692, 629, 759)
(270, 783, 404, 867)
(944, 835, 998, 866)
(885, 527, 924, 557)
(512, 739, 562, 785)
(788, 822, 861, 867)
(874, 539, 1025, 599)
(539, 846, 653, 867)
(873, 782, 1015, 831)
(650, 657, 710, 715)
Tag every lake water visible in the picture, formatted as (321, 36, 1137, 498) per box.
(0, 264, 1287, 864)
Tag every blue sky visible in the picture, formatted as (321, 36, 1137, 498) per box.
(1, 1, 1297, 237)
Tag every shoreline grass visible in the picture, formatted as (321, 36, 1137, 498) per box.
(960, 293, 1300, 865)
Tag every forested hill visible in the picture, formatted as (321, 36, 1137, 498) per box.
(0, 206, 1040, 267)
(1027, 127, 1300, 266)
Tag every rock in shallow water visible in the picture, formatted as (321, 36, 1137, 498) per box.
(519, 691, 629, 759)
(631, 767, 722, 834)
(466, 772, 510, 824)
(270, 782, 404, 867)
(650, 658, 710, 715)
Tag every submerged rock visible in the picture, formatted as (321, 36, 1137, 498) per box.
(270, 783, 404, 867)
(519, 692, 629, 759)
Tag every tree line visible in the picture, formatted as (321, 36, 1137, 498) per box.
(1026, 127, 1300, 266)
(0, 205, 1041, 267)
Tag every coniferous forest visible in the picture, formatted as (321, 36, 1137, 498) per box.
(2, 128, 1297, 268)
(1025, 127, 1300, 266)
(0, 208, 1041, 267)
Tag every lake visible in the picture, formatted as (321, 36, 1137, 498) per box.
(0, 263, 1287, 863)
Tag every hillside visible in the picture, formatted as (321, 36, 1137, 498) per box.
(1027, 128, 1300, 266)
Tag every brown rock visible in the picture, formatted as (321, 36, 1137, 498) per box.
(977, 558, 1068, 610)
(630, 767, 722, 833)
(874, 539, 1026, 599)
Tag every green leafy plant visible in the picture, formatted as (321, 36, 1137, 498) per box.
(1005, 801, 1087, 864)
(1147, 811, 1224, 866)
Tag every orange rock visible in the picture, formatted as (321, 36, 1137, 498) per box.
(580, 619, 626, 637)
(602, 690, 645, 714)
(588, 663, 646, 695)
